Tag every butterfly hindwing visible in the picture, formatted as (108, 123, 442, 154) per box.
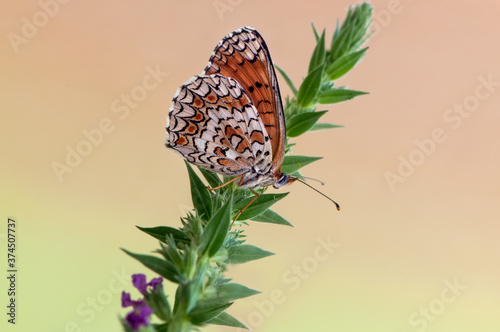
(167, 74, 273, 175)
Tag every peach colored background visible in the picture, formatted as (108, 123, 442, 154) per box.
(1, 1, 499, 331)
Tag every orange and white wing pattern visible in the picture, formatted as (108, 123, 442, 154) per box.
(167, 74, 274, 178)
(203, 27, 286, 174)
(167, 27, 294, 189)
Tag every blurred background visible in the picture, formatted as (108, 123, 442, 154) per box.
(1, 0, 499, 331)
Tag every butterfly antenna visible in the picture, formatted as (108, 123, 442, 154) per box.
(296, 178, 340, 211)
(300, 175, 326, 186)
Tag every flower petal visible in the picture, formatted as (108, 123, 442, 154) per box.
(132, 274, 148, 294)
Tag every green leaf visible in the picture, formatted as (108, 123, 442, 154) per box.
(198, 166, 222, 188)
(122, 249, 180, 283)
(227, 244, 274, 264)
(199, 196, 233, 257)
(151, 323, 168, 332)
(275, 65, 298, 96)
(159, 239, 183, 269)
(186, 161, 212, 220)
(208, 312, 248, 329)
(217, 283, 260, 301)
(332, 19, 340, 44)
(329, 24, 350, 61)
(308, 29, 325, 74)
(326, 47, 368, 81)
(297, 64, 324, 108)
(330, 3, 372, 61)
(234, 192, 288, 221)
(311, 22, 320, 42)
(310, 123, 343, 131)
(286, 110, 328, 137)
(189, 302, 233, 325)
(281, 155, 322, 174)
(136, 226, 189, 245)
(187, 265, 208, 313)
(318, 88, 367, 104)
(251, 209, 293, 226)
(144, 286, 172, 322)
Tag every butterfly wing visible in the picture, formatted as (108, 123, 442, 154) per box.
(167, 74, 273, 176)
(203, 27, 286, 174)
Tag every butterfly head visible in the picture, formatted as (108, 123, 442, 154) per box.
(273, 172, 297, 189)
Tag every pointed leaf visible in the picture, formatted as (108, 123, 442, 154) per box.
(251, 209, 293, 226)
(198, 166, 222, 188)
(286, 110, 327, 137)
(186, 161, 212, 220)
(122, 249, 180, 283)
(217, 283, 261, 301)
(144, 286, 172, 321)
(208, 312, 248, 329)
(281, 155, 322, 174)
(200, 196, 232, 257)
(297, 64, 324, 108)
(311, 22, 320, 42)
(329, 24, 351, 61)
(275, 65, 298, 96)
(326, 47, 368, 81)
(332, 19, 340, 45)
(227, 244, 274, 264)
(159, 240, 183, 269)
(310, 123, 343, 131)
(318, 88, 367, 104)
(330, 4, 372, 61)
(308, 29, 326, 73)
(137, 226, 189, 244)
(189, 302, 233, 325)
(234, 193, 288, 221)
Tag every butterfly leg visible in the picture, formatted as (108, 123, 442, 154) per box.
(206, 175, 259, 227)
(232, 188, 260, 226)
(207, 174, 244, 191)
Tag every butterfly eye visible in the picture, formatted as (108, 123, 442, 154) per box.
(273, 173, 291, 189)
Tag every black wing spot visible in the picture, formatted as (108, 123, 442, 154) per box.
(248, 86, 255, 93)
(255, 81, 263, 88)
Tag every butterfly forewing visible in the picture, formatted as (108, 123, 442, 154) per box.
(203, 27, 286, 173)
(167, 74, 273, 176)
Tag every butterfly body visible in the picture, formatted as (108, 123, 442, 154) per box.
(167, 27, 295, 190)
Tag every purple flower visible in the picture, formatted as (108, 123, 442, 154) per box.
(149, 277, 163, 292)
(132, 274, 148, 294)
(121, 292, 144, 308)
(122, 292, 152, 331)
(125, 305, 153, 331)
(132, 274, 163, 294)
(122, 274, 164, 330)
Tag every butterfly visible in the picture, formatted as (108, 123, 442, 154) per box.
(166, 27, 339, 217)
